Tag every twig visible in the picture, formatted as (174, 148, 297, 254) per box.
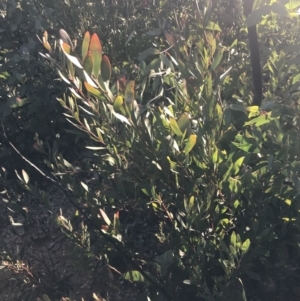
(0, 120, 173, 300)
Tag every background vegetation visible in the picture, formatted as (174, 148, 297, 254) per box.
(1, 0, 300, 300)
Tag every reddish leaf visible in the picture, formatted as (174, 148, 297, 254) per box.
(89, 33, 102, 78)
(61, 41, 71, 54)
(101, 55, 112, 82)
(117, 75, 127, 92)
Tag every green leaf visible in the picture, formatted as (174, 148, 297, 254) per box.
(89, 33, 102, 78)
(113, 95, 124, 112)
(231, 231, 237, 246)
(7, 96, 29, 108)
(83, 52, 93, 76)
(229, 245, 237, 255)
(241, 239, 251, 254)
(232, 135, 260, 153)
(204, 21, 221, 31)
(232, 157, 245, 174)
(257, 228, 269, 239)
(211, 48, 224, 70)
(84, 81, 102, 98)
(212, 148, 225, 164)
(43, 294, 52, 301)
(123, 270, 145, 282)
(184, 134, 197, 154)
(219, 239, 229, 254)
(244, 112, 278, 127)
(169, 118, 183, 136)
(155, 250, 174, 266)
(285, 0, 300, 10)
(177, 113, 191, 135)
(138, 48, 160, 62)
(82, 31, 91, 61)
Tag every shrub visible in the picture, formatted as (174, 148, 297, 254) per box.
(3, 0, 300, 300)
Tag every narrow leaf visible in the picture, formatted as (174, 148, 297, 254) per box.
(22, 169, 29, 184)
(43, 41, 52, 53)
(84, 81, 102, 98)
(82, 31, 91, 61)
(125, 81, 135, 105)
(59, 29, 73, 48)
(60, 40, 83, 69)
(169, 118, 183, 136)
(211, 48, 224, 70)
(83, 70, 98, 88)
(99, 208, 111, 226)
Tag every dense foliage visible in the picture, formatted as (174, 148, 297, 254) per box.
(2, 0, 300, 300)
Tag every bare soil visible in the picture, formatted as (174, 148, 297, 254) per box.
(0, 182, 138, 301)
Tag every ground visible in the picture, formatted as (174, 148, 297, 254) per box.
(0, 181, 138, 301)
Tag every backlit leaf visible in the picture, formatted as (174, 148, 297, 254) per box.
(99, 208, 111, 226)
(43, 41, 52, 53)
(83, 70, 98, 88)
(60, 40, 83, 69)
(169, 118, 183, 136)
(241, 239, 251, 254)
(84, 81, 102, 98)
(107, 104, 131, 125)
(89, 33, 102, 78)
(232, 157, 245, 174)
(184, 134, 197, 154)
(82, 31, 91, 61)
(22, 169, 29, 184)
(204, 21, 221, 31)
(123, 270, 145, 282)
(244, 112, 277, 127)
(59, 29, 73, 48)
(113, 95, 123, 111)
